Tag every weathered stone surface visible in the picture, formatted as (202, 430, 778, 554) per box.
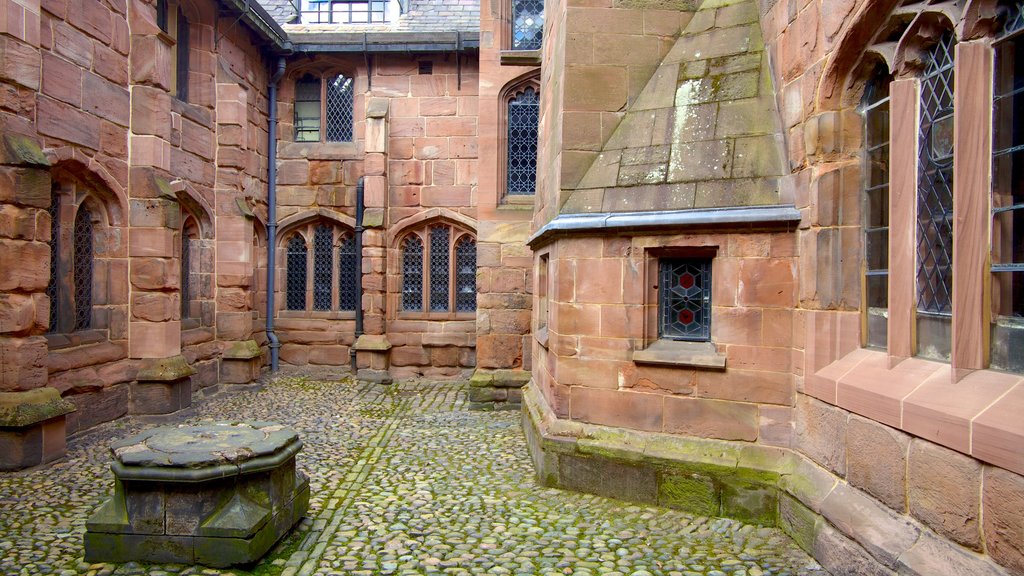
(983, 466, 1024, 574)
(0, 387, 75, 427)
(812, 522, 895, 576)
(819, 484, 920, 569)
(907, 440, 982, 550)
(794, 394, 847, 476)
(846, 415, 909, 512)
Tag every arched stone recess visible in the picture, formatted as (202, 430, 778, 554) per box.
(171, 180, 215, 240)
(386, 207, 477, 247)
(278, 208, 357, 240)
(44, 159, 133, 436)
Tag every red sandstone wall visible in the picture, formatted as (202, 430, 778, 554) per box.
(0, 0, 272, 433)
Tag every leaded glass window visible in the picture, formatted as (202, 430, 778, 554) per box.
(175, 9, 189, 101)
(295, 75, 321, 142)
(659, 259, 711, 341)
(73, 207, 93, 331)
(313, 225, 333, 311)
(339, 233, 358, 312)
(286, 235, 307, 311)
(181, 231, 192, 318)
(46, 194, 60, 333)
(402, 236, 423, 312)
(429, 225, 450, 312)
(326, 74, 354, 142)
(917, 32, 956, 316)
(863, 64, 892, 349)
(511, 0, 543, 50)
(991, 4, 1024, 372)
(507, 87, 539, 196)
(454, 236, 476, 313)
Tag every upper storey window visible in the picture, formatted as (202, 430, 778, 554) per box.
(294, 73, 355, 143)
(300, 0, 396, 24)
(507, 86, 539, 196)
(157, 0, 190, 101)
(511, 0, 543, 50)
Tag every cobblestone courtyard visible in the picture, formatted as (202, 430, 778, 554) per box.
(0, 375, 826, 576)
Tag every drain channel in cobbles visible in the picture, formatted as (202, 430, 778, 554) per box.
(0, 376, 827, 576)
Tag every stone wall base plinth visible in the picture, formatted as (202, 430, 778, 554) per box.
(0, 388, 76, 471)
(130, 356, 196, 415)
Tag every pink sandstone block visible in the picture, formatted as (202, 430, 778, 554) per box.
(972, 380, 1024, 476)
(837, 354, 943, 429)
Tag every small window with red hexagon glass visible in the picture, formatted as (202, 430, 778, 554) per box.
(659, 258, 712, 342)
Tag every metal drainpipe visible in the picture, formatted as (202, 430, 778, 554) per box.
(351, 176, 365, 372)
(266, 56, 287, 372)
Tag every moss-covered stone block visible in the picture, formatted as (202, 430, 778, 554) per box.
(658, 473, 720, 516)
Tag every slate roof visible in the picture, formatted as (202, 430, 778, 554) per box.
(256, 0, 478, 33)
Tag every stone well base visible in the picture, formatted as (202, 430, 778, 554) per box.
(521, 381, 1011, 576)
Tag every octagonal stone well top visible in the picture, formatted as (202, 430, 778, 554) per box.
(109, 422, 301, 481)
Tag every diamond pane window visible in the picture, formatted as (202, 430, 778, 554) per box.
(429, 225, 450, 312)
(339, 233, 358, 312)
(659, 258, 711, 341)
(454, 236, 476, 313)
(286, 235, 307, 311)
(326, 74, 354, 142)
(991, 4, 1024, 372)
(863, 63, 892, 349)
(402, 236, 424, 312)
(511, 0, 543, 50)
(917, 32, 956, 316)
(295, 75, 321, 142)
(507, 87, 539, 196)
(46, 194, 60, 333)
(73, 207, 93, 331)
(313, 225, 333, 311)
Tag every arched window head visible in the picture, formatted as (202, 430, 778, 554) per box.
(286, 234, 308, 311)
(862, 62, 892, 349)
(73, 205, 94, 331)
(294, 73, 355, 143)
(506, 86, 539, 197)
(181, 216, 201, 321)
(511, 0, 543, 50)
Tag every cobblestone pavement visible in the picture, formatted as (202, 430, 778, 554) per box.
(0, 375, 827, 576)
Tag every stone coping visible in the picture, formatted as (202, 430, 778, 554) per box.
(109, 422, 302, 482)
(352, 334, 392, 351)
(136, 355, 197, 382)
(807, 348, 1024, 477)
(0, 388, 75, 428)
(222, 340, 262, 360)
(522, 381, 1011, 576)
(633, 340, 727, 370)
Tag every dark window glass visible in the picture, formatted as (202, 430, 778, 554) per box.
(313, 224, 333, 311)
(402, 235, 424, 312)
(175, 9, 189, 101)
(73, 207, 93, 331)
(659, 258, 711, 341)
(507, 86, 539, 196)
(339, 233, 358, 312)
(313, 0, 388, 23)
(511, 0, 543, 50)
(991, 4, 1024, 372)
(863, 64, 891, 349)
(47, 194, 60, 333)
(429, 225, 450, 312)
(295, 75, 321, 142)
(454, 236, 476, 313)
(917, 32, 956, 317)
(286, 235, 307, 311)
(157, 0, 168, 32)
(326, 74, 354, 142)
(181, 232, 192, 318)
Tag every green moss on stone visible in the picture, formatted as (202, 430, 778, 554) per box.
(136, 355, 196, 381)
(0, 388, 75, 427)
(1, 134, 50, 167)
(658, 473, 719, 516)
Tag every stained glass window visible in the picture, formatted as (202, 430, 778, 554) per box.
(507, 87, 539, 196)
(286, 235, 307, 311)
(991, 4, 1024, 372)
(863, 64, 891, 349)
(295, 75, 321, 142)
(454, 236, 476, 313)
(46, 194, 60, 333)
(659, 259, 711, 341)
(339, 233, 358, 312)
(511, 0, 543, 50)
(326, 74, 354, 142)
(73, 207, 93, 331)
(402, 235, 423, 312)
(429, 225, 450, 312)
(313, 225, 333, 311)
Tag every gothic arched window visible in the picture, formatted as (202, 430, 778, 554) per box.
(506, 86, 539, 197)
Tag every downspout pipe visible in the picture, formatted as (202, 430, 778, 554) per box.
(266, 56, 287, 372)
(350, 176, 365, 372)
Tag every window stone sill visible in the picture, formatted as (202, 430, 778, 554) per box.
(500, 49, 541, 66)
(807, 348, 1024, 477)
(632, 340, 726, 370)
(535, 326, 549, 348)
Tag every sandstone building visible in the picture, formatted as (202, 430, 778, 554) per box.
(1, 0, 1023, 574)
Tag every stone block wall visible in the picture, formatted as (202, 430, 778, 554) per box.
(272, 53, 481, 377)
(0, 0, 274, 447)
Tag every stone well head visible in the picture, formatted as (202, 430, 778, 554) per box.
(85, 421, 309, 567)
